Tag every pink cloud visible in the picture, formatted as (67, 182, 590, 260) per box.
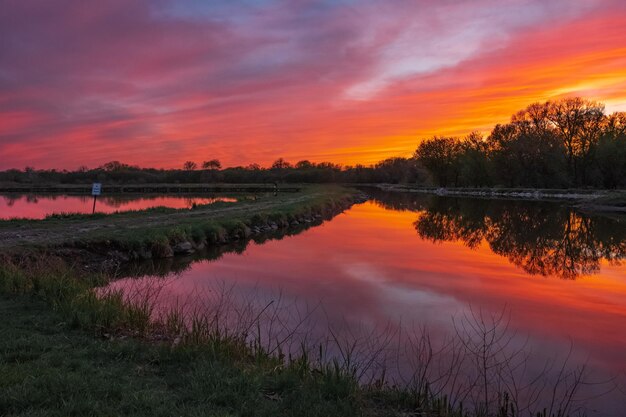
(1, 0, 625, 169)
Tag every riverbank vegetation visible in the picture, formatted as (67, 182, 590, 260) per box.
(0, 258, 598, 417)
(1, 98, 624, 189)
(414, 98, 626, 189)
(0, 186, 360, 266)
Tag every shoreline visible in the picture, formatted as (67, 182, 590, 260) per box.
(0, 183, 301, 194)
(1, 186, 366, 271)
(368, 184, 626, 212)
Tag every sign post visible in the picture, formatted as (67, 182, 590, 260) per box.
(91, 183, 102, 214)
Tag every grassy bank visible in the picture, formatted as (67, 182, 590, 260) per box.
(0, 185, 597, 416)
(0, 185, 400, 416)
(0, 259, 594, 417)
(0, 261, 459, 417)
(1, 185, 361, 263)
(0, 295, 367, 417)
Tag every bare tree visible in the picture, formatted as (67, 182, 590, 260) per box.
(183, 161, 197, 171)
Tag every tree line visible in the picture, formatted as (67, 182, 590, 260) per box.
(2, 97, 624, 188)
(0, 156, 424, 185)
(415, 97, 626, 188)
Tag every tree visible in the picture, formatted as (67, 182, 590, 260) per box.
(596, 112, 626, 188)
(271, 158, 292, 169)
(183, 161, 197, 171)
(374, 157, 420, 184)
(295, 160, 314, 169)
(202, 159, 221, 170)
(546, 98, 605, 184)
(414, 136, 462, 187)
(101, 161, 129, 172)
(458, 132, 492, 187)
(487, 121, 566, 188)
(316, 162, 341, 170)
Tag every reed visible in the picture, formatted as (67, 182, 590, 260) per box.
(1, 257, 617, 416)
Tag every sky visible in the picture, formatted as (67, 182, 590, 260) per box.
(1, 0, 626, 170)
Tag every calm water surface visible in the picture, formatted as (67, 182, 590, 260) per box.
(108, 193, 626, 414)
(0, 194, 238, 219)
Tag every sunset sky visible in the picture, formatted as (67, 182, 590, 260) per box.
(1, 0, 626, 170)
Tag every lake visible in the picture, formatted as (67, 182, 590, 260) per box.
(0, 193, 239, 219)
(106, 191, 626, 415)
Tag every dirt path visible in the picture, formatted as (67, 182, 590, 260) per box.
(0, 192, 321, 249)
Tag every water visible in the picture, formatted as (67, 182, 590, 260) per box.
(107, 192, 626, 415)
(0, 193, 239, 219)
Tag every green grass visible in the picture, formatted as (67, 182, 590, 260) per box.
(0, 257, 588, 417)
(86, 186, 356, 254)
(0, 257, 460, 417)
(0, 295, 366, 417)
(0, 258, 424, 417)
(1, 186, 359, 258)
(0, 259, 368, 416)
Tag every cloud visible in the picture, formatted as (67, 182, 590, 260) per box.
(1, 0, 625, 169)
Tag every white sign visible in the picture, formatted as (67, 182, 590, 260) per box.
(91, 183, 102, 196)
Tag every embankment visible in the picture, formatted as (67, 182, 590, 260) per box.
(1, 185, 366, 270)
(370, 184, 626, 212)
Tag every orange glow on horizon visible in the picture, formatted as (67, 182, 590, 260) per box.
(2, 2, 626, 169)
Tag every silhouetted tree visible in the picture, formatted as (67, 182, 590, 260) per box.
(202, 159, 221, 170)
(374, 157, 422, 184)
(183, 161, 197, 171)
(546, 98, 605, 184)
(458, 132, 492, 187)
(414, 136, 461, 186)
(2, 97, 622, 189)
(101, 161, 133, 172)
(487, 119, 566, 188)
(295, 160, 314, 169)
(596, 112, 626, 188)
(271, 158, 292, 169)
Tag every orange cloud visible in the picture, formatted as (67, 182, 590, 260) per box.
(1, 1, 626, 169)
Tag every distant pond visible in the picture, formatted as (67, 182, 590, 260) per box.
(104, 191, 625, 415)
(0, 193, 240, 219)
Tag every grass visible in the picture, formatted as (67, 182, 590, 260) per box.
(0, 295, 366, 417)
(0, 260, 445, 417)
(0, 186, 359, 257)
(0, 185, 598, 416)
(82, 186, 357, 257)
(0, 260, 368, 417)
(0, 259, 594, 417)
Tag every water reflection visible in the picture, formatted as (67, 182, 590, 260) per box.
(105, 194, 626, 415)
(0, 193, 240, 219)
(117, 216, 331, 279)
(369, 191, 626, 279)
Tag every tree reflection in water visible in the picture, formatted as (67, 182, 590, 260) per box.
(369, 190, 625, 279)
